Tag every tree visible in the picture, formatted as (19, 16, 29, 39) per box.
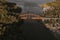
(41, 0, 60, 18)
(0, 0, 21, 36)
(0, 0, 7, 3)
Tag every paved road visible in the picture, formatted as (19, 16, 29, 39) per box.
(2, 20, 58, 40)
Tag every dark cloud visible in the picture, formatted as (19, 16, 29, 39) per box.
(8, 0, 53, 14)
(8, 0, 53, 4)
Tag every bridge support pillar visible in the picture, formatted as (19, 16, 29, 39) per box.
(42, 19, 45, 22)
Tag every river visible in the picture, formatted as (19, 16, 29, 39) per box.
(1, 20, 58, 40)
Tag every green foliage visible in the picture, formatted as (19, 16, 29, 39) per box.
(42, 0, 60, 18)
(0, 0, 7, 3)
(0, 14, 18, 24)
(0, 0, 20, 24)
(0, 0, 22, 36)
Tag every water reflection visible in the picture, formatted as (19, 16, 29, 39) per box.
(1, 20, 58, 40)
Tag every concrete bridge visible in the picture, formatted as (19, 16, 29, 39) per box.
(18, 13, 60, 21)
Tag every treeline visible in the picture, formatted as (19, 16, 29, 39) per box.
(41, 0, 60, 18)
(0, 0, 23, 36)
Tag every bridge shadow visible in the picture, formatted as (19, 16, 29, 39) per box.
(20, 19, 58, 40)
(1, 19, 58, 40)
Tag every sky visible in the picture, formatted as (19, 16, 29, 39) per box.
(8, 0, 53, 14)
(8, 0, 53, 4)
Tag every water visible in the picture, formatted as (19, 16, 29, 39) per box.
(2, 20, 58, 40)
(20, 20, 58, 40)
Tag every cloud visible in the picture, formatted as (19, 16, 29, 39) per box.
(8, 0, 53, 14)
(8, 0, 53, 4)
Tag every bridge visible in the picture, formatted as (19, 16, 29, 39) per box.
(18, 13, 60, 21)
(19, 13, 43, 19)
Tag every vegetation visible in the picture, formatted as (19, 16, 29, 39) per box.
(41, 1, 60, 37)
(0, 0, 22, 36)
(41, 0, 60, 18)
